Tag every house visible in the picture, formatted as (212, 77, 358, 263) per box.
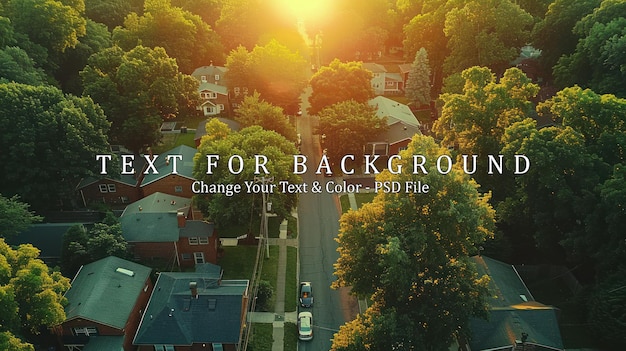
(365, 96, 422, 156)
(120, 192, 218, 268)
(9, 223, 87, 267)
(140, 145, 198, 199)
(362, 62, 405, 96)
(76, 173, 142, 209)
(464, 256, 565, 351)
(133, 264, 249, 351)
(192, 65, 232, 117)
(53, 256, 153, 351)
(194, 117, 242, 147)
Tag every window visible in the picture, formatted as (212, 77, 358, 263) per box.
(73, 327, 98, 336)
(174, 185, 183, 193)
(234, 87, 240, 94)
(99, 184, 108, 193)
(188, 237, 199, 245)
(201, 75, 207, 82)
(199, 237, 209, 245)
(181, 253, 192, 260)
(194, 252, 205, 264)
(218, 104, 225, 111)
(215, 74, 220, 81)
(204, 106, 215, 114)
(107, 184, 116, 192)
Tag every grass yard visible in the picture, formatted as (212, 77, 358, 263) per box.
(340, 193, 377, 213)
(248, 323, 273, 351)
(219, 245, 280, 310)
(285, 246, 298, 312)
(283, 322, 298, 351)
(152, 130, 197, 153)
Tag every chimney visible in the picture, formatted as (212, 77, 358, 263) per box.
(190, 281, 198, 298)
(177, 211, 186, 228)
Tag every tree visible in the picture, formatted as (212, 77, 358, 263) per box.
(0, 331, 34, 351)
(554, 0, 626, 96)
(308, 59, 374, 115)
(112, 0, 224, 73)
(254, 280, 273, 312)
(81, 45, 200, 152)
(234, 92, 297, 142)
(0, 239, 70, 344)
(405, 47, 432, 107)
(5, 0, 86, 54)
(443, 0, 534, 76)
(224, 39, 307, 114)
(0, 83, 110, 210)
(84, 0, 134, 30)
(215, 0, 266, 52)
(532, 0, 601, 75)
(60, 214, 131, 276)
(0, 46, 47, 85)
(432, 66, 539, 196)
(0, 195, 42, 240)
(588, 269, 626, 348)
(193, 124, 300, 227)
(316, 100, 387, 165)
(333, 135, 494, 351)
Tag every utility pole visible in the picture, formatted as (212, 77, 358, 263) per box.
(255, 176, 273, 258)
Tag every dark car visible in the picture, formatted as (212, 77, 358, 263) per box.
(299, 282, 313, 307)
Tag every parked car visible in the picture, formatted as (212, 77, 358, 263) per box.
(298, 311, 313, 341)
(299, 282, 313, 307)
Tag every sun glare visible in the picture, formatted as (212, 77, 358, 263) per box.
(272, 0, 333, 27)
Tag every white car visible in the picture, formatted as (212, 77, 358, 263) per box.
(298, 311, 313, 341)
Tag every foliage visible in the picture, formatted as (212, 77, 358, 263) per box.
(84, 0, 133, 30)
(81, 45, 200, 152)
(4, 0, 86, 54)
(0, 239, 70, 342)
(532, 0, 601, 75)
(0, 46, 47, 85)
(234, 92, 297, 142)
(0, 331, 34, 351)
(0, 195, 42, 240)
(443, 0, 534, 76)
(432, 66, 539, 196)
(0, 83, 110, 210)
(112, 0, 224, 73)
(405, 47, 432, 106)
(332, 135, 494, 350)
(316, 100, 387, 164)
(60, 214, 131, 277)
(193, 124, 300, 226)
(224, 39, 307, 114)
(308, 59, 374, 115)
(588, 269, 626, 348)
(215, 0, 265, 52)
(255, 280, 273, 312)
(554, 0, 626, 96)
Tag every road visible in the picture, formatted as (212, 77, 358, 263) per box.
(296, 92, 354, 350)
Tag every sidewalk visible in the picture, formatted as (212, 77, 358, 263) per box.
(247, 213, 298, 351)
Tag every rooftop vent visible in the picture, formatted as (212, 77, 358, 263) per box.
(116, 267, 135, 277)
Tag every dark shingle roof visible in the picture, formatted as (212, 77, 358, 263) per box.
(134, 272, 248, 346)
(120, 193, 192, 242)
(10, 223, 85, 261)
(63, 256, 151, 329)
(140, 145, 198, 186)
(179, 221, 214, 238)
(469, 256, 564, 350)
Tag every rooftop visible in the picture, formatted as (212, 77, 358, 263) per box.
(368, 96, 420, 128)
(140, 145, 198, 186)
(63, 256, 152, 329)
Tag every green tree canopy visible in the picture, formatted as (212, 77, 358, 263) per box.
(333, 134, 494, 350)
(234, 92, 297, 142)
(112, 0, 224, 73)
(0, 83, 110, 209)
(193, 124, 300, 226)
(0, 195, 42, 240)
(0, 239, 70, 346)
(308, 59, 374, 115)
(0, 46, 47, 85)
(316, 100, 387, 165)
(225, 39, 307, 114)
(81, 45, 199, 152)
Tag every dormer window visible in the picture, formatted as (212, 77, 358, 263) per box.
(200, 75, 207, 82)
(215, 74, 220, 81)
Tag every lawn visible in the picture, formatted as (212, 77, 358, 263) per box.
(152, 130, 197, 153)
(248, 323, 273, 351)
(285, 246, 298, 312)
(339, 193, 377, 213)
(219, 245, 280, 310)
(283, 322, 298, 351)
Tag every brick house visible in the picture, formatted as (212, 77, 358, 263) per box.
(191, 65, 232, 117)
(139, 145, 198, 199)
(52, 256, 153, 351)
(365, 96, 422, 156)
(120, 193, 218, 269)
(133, 264, 249, 351)
(76, 173, 142, 209)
